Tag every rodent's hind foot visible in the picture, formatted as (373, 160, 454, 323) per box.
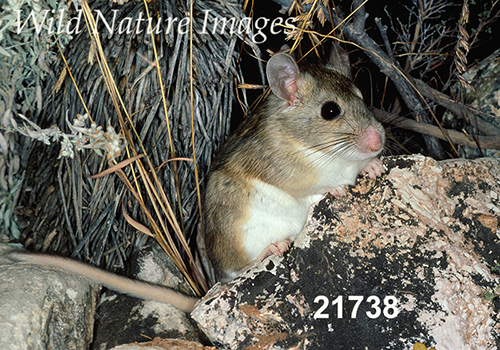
(360, 157, 385, 179)
(232, 239, 293, 280)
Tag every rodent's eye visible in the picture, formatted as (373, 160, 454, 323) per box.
(321, 101, 344, 120)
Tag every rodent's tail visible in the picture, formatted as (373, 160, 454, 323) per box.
(9, 251, 198, 313)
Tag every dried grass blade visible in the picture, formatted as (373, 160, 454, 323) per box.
(55, 42, 91, 119)
(142, 0, 207, 294)
(87, 154, 145, 179)
(132, 160, 202, 295)
(144, 0, 187, 232)
(299, 0, 370, 60)
(144, 156, 207, 294)
(122, 203, 154, 237)
(114, 166, 176, 258)
(188, 0, 207, 291)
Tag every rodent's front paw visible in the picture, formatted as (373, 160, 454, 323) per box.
(323, 186, 347, 197)
(360, 158, 385, 179)
(257, 239, 292, 261)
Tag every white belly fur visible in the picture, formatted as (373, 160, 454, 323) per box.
(242, 179, 322, 261)
(241, 154, 373, 261)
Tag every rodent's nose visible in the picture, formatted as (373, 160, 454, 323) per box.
(361, 126, 383, 153)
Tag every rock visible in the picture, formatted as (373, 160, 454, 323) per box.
(3, 155, 499, 349)
(462, 48, 500, 130)
(447, 48, 500, 158)
(92, 245, 207, 349)
(192, 155, 500, 350)
(108, 337, 217, 350)
(0, 244, 206, 350)
(0, 245, 100, 350)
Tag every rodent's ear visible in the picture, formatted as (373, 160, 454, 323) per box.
(266, 53, 300, 106)
(279, 44, 291, 52)
(328, 42, 352, 80)
(278, 45, 297, 60)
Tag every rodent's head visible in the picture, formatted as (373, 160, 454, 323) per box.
(266, 45, 385, 163)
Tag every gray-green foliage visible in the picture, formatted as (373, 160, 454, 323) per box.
(0, 0, 78, 117)
(0, 0, 78, 238)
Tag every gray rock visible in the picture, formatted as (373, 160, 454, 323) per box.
(446, 48, 500, 158)
(0, 245, 100, 350)
(92, 245, 206, 349)
(192, 155, 500, 350)
(0, 244, 206, 350)
(3, 155, 499, 349)
(108, 337, 217, 349)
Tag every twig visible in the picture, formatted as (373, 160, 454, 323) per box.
(413, 78, 500, 136)
(372, 107, 500, 150)
(332, 0, 446, 159)
(374, 17, 395, 64)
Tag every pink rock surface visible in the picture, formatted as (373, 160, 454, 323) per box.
(192, 155, 500, 350)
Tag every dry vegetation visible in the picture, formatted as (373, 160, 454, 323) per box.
(1, 0, 499, 294)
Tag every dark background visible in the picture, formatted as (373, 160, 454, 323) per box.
(233, 0, 500, 157)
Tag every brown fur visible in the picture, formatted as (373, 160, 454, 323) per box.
(204, 59, 382, 280)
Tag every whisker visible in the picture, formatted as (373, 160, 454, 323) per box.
(304, 139, 360, 169)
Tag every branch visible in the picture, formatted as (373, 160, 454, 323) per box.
(333, 0, 446, 158)
(413, 78, 500, 137)
(374, 17, 395, 64)
(372, 108, 500, 151)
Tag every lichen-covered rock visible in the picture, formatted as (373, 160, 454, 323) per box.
(453, 48, 500, 158)
(192, 155, 500, 350)
(464, 49, 500, 128)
